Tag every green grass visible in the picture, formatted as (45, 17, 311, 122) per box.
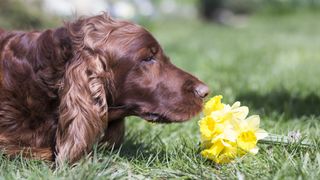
(1, 12, 320, 179)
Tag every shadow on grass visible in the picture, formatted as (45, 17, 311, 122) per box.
(236, 90, 320, 118)
(116, 133, 166, 161)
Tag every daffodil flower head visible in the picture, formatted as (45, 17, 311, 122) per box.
(233, 115, 268, 154)
(199, 95, 268, 164)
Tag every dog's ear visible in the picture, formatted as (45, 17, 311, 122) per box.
(52, 27, 73, 61)
(55, 17, 114, 164)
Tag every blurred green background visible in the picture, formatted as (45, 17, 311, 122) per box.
(1, 0, 320, 29)
(0, 0, 319, 179)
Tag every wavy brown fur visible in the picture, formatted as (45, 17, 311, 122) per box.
(0, 13, 209, 164)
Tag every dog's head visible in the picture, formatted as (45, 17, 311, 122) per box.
(62, 14, 209, 123)
(109, 30, 209, 122)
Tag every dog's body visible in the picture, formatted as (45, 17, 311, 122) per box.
(0, 14, 209, 164)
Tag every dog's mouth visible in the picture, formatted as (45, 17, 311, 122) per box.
(109, 102, 203, 123)
(138, 107, 203, 123)
(108, 105, 172, 122)
(140, 112, 171, 123)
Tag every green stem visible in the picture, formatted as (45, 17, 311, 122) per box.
(258, 133, 314, 147)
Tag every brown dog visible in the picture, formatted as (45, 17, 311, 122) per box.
(0, 13, 209, 164)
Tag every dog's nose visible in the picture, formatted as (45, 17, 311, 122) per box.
(194, 83, 210, 98)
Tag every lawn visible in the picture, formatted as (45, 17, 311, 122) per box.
(1, 12, 320, 179)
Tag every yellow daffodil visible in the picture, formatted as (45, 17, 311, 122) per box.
(198, 115, 234, 149)
(199, 95, 268, 164)
(201, 139, 239, 164)
(232, 115, 268, 154)
(203, 95, 224, 116)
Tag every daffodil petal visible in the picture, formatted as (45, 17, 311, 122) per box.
(233, 106, 249, 120)
(203, 95, 224, 116)
(230, 118, 241, 131)
(211, 134, 224, 143)
(223, 128, 238, 142)
(246, 115, 260, 129)
(256, 129, 268, 140)
(221, 139, 233, 147)
(231, 101, 241, 108)
(223, 104, 231, 111)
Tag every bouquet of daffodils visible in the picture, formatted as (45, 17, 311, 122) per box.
(199, 95, 268, 164)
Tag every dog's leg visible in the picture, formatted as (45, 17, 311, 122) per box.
(0, 99, 56, 161)
(1, 146, 54, 161)
(0, 135, 54, 161)
(99, 119, 125, 149)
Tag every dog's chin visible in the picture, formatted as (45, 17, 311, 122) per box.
(140, 112, 172, 123)
(139, 108, 202, 123)
(111, 99, 204, 123)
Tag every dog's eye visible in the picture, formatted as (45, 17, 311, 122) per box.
(142, 56, 155, 62)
